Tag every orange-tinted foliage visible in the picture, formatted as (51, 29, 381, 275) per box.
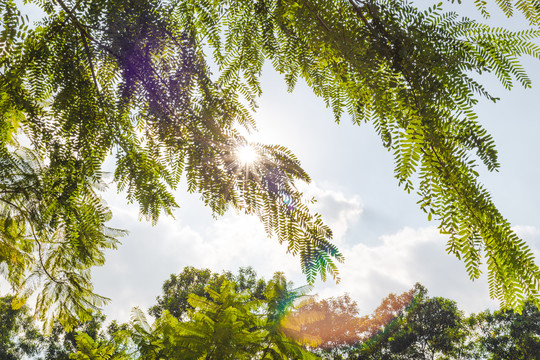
(357, 288, 415, 340)
(282, 294, 362, 350)
(281, 287, 416, 351)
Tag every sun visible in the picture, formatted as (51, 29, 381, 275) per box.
(236, 144, 258, 165)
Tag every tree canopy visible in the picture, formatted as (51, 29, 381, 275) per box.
(1, 0, 540, 328)
(2, 266, 540, 359)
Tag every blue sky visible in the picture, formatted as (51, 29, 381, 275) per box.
(6, 0, 540, 323)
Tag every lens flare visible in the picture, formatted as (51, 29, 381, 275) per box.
(281, 192, 295, 210)
(237, 144, 257, 165)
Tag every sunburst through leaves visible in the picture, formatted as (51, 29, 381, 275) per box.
(236, 143, 258, 166)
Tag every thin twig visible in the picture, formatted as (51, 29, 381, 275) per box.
(29, 223, 66, 285)
(1, 198, 66, 285)
(302, 0, 331, 33)
(348, 0, 373, 31)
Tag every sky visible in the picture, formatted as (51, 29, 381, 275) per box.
(7, 0, 540, 324)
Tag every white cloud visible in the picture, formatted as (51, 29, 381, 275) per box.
(315, 224, 540, 316)
(92, 182, 364, 323)
(298, 181, 363, 244)
(86, 182, 540, 324)
(313, 227, 457, 314)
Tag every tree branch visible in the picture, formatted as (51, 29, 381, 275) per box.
(348, 0, 373, 31)
(301, 0, 331, 33)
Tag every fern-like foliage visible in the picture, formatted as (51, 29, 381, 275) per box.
(1, 0, 539, 328)
(70, 332, 131, 360)
(186, 0, 540, 309)
(0, 0, 343, 328)
(128, 280, 266, 359)
(451, 0, 540, 26)
(0, 147, 124, 332)
(125, 276, 319, 359)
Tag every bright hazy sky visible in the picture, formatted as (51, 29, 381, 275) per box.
(8, 1, 540, 323)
